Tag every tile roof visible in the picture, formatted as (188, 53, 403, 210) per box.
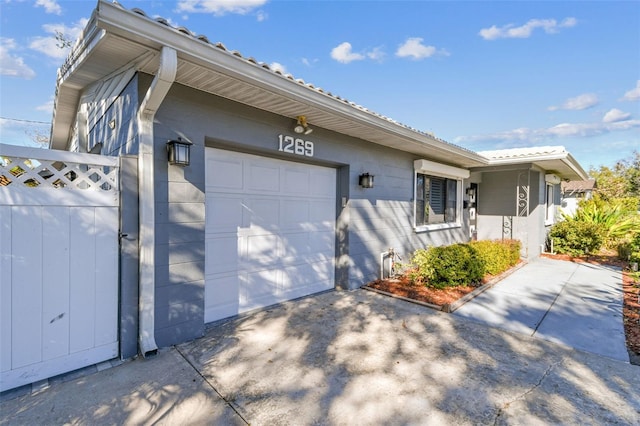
(478, 146, 568, 160)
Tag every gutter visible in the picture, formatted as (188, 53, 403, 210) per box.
(137, 46, 177, 357)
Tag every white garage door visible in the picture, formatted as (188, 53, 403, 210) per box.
(205, 148, 336, 323)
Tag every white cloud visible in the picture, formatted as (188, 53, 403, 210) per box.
(36, 96, 55, 113)
(548, 93, 598, 111)
(256, 10, 268, 22)
(455, 118, 640, 145)
(176, 0, 268, 16)
(603, 108, 631, 123)
(479, 17, 577, 40)
(367, 46, 386, 62)
(35, 0, 61, 15)
(331, 42, 365, 64)
(621, 80, 640, 102)
(0, 38, 36, 79)
(302, 57, 319, 67)
(269, 62, 286, 74)
(29, 18, 88, 60)
(395, 37, 448, 60)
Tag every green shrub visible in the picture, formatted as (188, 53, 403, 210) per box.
(567, 197, 640, 248)
(618, 232, 640, 262)
(548, 220, 605, 256)
(409, 244, 485, 289)
(470, 239, 521, 275)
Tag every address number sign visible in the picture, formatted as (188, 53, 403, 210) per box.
(278, 134, 314, 157)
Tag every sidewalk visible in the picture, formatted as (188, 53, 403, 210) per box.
(453, 257, 629, 362)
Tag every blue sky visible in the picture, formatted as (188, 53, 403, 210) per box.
(1, 0, 639, 171)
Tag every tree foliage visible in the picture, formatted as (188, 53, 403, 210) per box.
(589, 151, 640, 201)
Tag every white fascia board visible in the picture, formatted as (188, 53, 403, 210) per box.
(51, 25, 106, 150)
(564, 152, 589, 181)
(487, 152, 588, 181)
(96, 1, 488, 167)
(414, 159, 470, 180)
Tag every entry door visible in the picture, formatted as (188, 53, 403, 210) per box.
(204, 148, 336, 323)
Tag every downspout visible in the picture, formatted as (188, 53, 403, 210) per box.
(137, 46, 177, 356)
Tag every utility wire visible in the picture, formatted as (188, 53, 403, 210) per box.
(0, 117, 51, 125)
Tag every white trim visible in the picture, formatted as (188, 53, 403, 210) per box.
(413, 166, 465, 231)
(413, 159, 470, 180)
(545, 183, 555, 226)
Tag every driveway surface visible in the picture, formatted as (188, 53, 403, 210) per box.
(2, 285, 639, 425)
(453, 257, 628, 362)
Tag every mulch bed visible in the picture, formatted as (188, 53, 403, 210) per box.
(364, 261, 524, 312)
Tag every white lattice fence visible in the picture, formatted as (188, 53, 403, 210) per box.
(0, 143, 120, 392)
(0, 143, 117, 191)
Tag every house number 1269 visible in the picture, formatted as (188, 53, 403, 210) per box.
(278, 135, 314, 157)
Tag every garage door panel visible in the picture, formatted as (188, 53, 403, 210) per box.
(309, 231, 336, 255)
(240, 270, 279, 311)
(245, 198, 280, 229)
(206, 148, 336, 324)
(247, 162, 280, 192)
(207, 157, 243, 190)
(309, 200, 335, 224)
(244, 234, 281, 269)
(206, 196, 243, 233)
(282, 262, 333, 288)
(281, 232, 310, 259)
(310, 169, 336, 197)
(283, 168, 309, 195)
(281, 199, 309, 230)
(205, 274, 239, 322)
(206, 236, 238, 274)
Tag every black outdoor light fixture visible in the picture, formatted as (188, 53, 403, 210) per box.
(167, 137, 193, 166)
(359, 173, 374, 189)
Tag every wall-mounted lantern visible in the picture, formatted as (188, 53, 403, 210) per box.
(359, 173, 374, 189)
(166, 137, 193, 166)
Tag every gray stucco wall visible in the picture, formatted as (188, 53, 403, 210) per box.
(147, 76, 471, 343)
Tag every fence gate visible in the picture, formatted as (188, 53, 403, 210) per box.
(0, 144, 120, 392)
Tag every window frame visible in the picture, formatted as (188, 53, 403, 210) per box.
(544, 174, 560, 226)
(545, 183, 555, 225)
(413, 159, 469, 233)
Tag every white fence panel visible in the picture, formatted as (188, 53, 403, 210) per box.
(0, 144, 120, 392)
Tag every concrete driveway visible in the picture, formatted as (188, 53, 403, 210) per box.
(3, 289, 639, 425)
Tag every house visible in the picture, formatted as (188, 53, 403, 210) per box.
(560, 179, 596, 217)
(47, 0, 588, 359)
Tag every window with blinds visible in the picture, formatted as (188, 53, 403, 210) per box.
(416, 173, 459, 226)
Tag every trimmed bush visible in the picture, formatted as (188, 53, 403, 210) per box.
(407, 240, 522, 288)
(409, 244, 485, 289)
(548, 220, 605, 256)
(470, 239, 521, 275)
